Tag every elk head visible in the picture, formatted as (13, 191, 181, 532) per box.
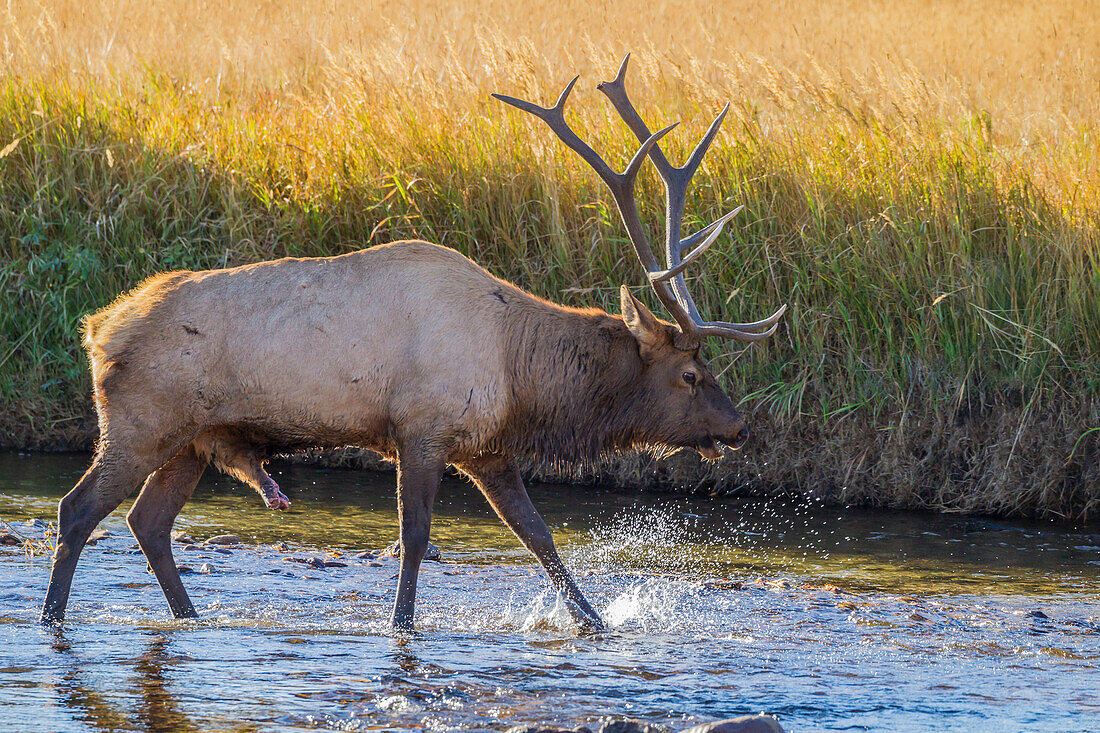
(494, 56, 787, 459)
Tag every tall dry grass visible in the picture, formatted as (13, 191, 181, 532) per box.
(0, 2, 1097, 516)
(5, 0, 1100, 129)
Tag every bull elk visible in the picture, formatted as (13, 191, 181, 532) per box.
(41, 56, 785, 631)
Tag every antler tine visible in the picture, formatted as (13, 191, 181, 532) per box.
(650, 205, 744, 283)
(681, 103, 730, 182)
(492, 76, 677, 198)
(598, 55, 786, 345)
(695, 306, 788, 342)
(597, 54, 677, 177)
(595, 57, 705, 335)
(654, 101, 733, 325)
(704, 303, 789, 335)
(597, 55, 712, 324)
(492, 77, 685, 319)
(492, 76, 615, 182)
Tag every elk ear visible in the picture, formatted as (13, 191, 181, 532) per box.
(620, 285, 664, 356)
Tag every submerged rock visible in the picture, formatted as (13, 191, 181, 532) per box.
(295, 555, 348, 568)
(679, 715, 785, 733)
(381, 540, 441, 561)
(285, 556, 344, 569)
(171, 530, 195, 544)
(176, 565, 194, 574)
(271, 541, 290, 551)
(204, 534, 241, 546)
(599, 720, 660, 733)
(0, 533, 21, 546)
(85, 528, 111, 546)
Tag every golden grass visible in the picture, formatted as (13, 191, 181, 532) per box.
(5, 0, 1100, 127)
(1, 1, 1098, 516)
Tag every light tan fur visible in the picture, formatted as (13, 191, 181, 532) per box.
(84, 242, 524, 461)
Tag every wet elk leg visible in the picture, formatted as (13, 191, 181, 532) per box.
(225, 458, 290, 510)
(391, 443, 445, 631)
(42, 443, 187, 623)
(126, 444, 208, 618)
(248, 464, 291, 510)
(462, 458, 605, 632)
(202, 440, 291, 510)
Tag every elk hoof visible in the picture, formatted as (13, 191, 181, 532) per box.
(265, 492, 291, 510)
(260, 482, 291, 510)
(577, 614, 607, 634)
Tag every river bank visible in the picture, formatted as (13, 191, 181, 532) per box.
(5, 382, 1098, 519)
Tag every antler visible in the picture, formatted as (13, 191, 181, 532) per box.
(493, 56, 787, 347)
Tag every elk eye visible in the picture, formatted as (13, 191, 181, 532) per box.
(682, 371, 697, 385)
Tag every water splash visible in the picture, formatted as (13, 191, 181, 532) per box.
(601, 576, 701, 630)
(501, 589, 577, 633)
(568, 503, 716, 575)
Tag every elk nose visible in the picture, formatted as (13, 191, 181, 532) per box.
(728, 422, 749, 450)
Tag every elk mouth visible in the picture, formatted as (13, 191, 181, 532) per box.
(695, 436, 725, 461)
(695, 427, 748, 460)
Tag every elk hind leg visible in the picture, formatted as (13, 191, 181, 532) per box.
(197, 433, 290, 510)
(227, 458, 289, 510)
(42, 445, 177, 624)
(127, 443, 208, 618)
(210, 447, 288, 510)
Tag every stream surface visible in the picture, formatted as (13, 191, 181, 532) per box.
(0, 452, 1098, 732)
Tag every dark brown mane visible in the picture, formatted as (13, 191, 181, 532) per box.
(495, 302, 649, 464)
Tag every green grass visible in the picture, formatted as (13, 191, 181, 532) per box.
(1, 73, 1097, 518)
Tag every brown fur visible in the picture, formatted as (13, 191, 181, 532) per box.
(42, 240, 751, 629)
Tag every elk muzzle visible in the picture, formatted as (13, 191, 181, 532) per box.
(696, 418, 749, 460)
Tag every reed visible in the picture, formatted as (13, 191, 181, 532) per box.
(1, 2, 1097, 517)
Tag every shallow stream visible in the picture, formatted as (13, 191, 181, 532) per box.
(1, 452, 1098, 731)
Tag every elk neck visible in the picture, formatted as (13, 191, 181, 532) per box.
(498, 300, 650, 463)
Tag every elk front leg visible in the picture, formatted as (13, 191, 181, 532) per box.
(204, 442, 290, 510)
(255, 471, 290, 510)
(391, 443, 445, 631)
(126, 444, 207, 618)
(461, 458, 605, 632)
